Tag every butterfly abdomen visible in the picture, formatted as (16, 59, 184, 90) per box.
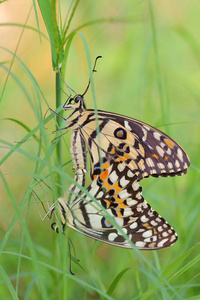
(70, 130, 87, 175)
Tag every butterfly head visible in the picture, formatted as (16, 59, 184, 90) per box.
(63, 94, 86, 112)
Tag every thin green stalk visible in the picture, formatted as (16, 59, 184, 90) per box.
(55, 71, 62, 196)
(149, 0, 166, 126)
(62, 0, 80, 44)
(60, 17, 133, 52)
(84, 242, 97, 300)
(15, 196, 32, 295)
(0, 171, 48, 299)
(0, 266, 19, 300)
(52, 0, 58, 49)
(0, 5, 33, 103)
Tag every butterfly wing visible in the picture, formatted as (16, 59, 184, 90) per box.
(78, 110, 190, 181)
(58, 161, 177, 249)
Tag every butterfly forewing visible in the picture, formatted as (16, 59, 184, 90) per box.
(75, 110, 190, 181)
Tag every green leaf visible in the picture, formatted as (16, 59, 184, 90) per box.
(162, 243, 200, 282)
(0, 265, 19, 300)
(106, 268, 130, 297)
(4, 118, 39, 142)
(37, 0, 64, 70)
(168, 251, 200, 283)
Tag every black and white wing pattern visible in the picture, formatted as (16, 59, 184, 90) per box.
(55, 160, 178, 249)
(75, 109, 190, 181)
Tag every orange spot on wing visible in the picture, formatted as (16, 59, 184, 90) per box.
(100, 169, 109, 181)
(105, 219, 111, 226)
(115, 209, 123, 217)
(102, 161, 110, 169)
(109, 146, 115, 154)
(112, 195, 125, 204)
(164, 156, 168, 161)
(102, 180, 112, 191)
(124, 153, 130, 160)
(152, 154, 159, 159)
(103, 199, 110, 208)
(116, 203, 127, 208)
(143, 222, 157, 234)
(153, 228, 158, 235)
(143, 222, 152, 229)
(120, 153, 131, 162)
(164, 138, 175, 149)
(117, 131, 123, 137)
(112, 182, 122, 194)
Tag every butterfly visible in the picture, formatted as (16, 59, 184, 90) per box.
(51, 57, 190, 249)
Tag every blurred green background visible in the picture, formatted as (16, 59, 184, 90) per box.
(0, 0, 200, 299)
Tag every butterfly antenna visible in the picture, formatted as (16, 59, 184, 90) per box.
(61, 87, 69, 97)
(60, 71, 76, 97)
(82, 55, 102, 96)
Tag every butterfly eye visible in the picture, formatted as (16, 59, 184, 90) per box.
(74, 95, 82, 103)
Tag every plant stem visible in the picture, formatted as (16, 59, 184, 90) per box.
(55, 71, 62, 196)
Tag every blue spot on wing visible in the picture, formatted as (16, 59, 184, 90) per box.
(104, 218, 112, 228)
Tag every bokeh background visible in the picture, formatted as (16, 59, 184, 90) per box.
(1, 1, 200, 299)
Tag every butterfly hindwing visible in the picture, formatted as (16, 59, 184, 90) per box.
(57, 161, 177, 249)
